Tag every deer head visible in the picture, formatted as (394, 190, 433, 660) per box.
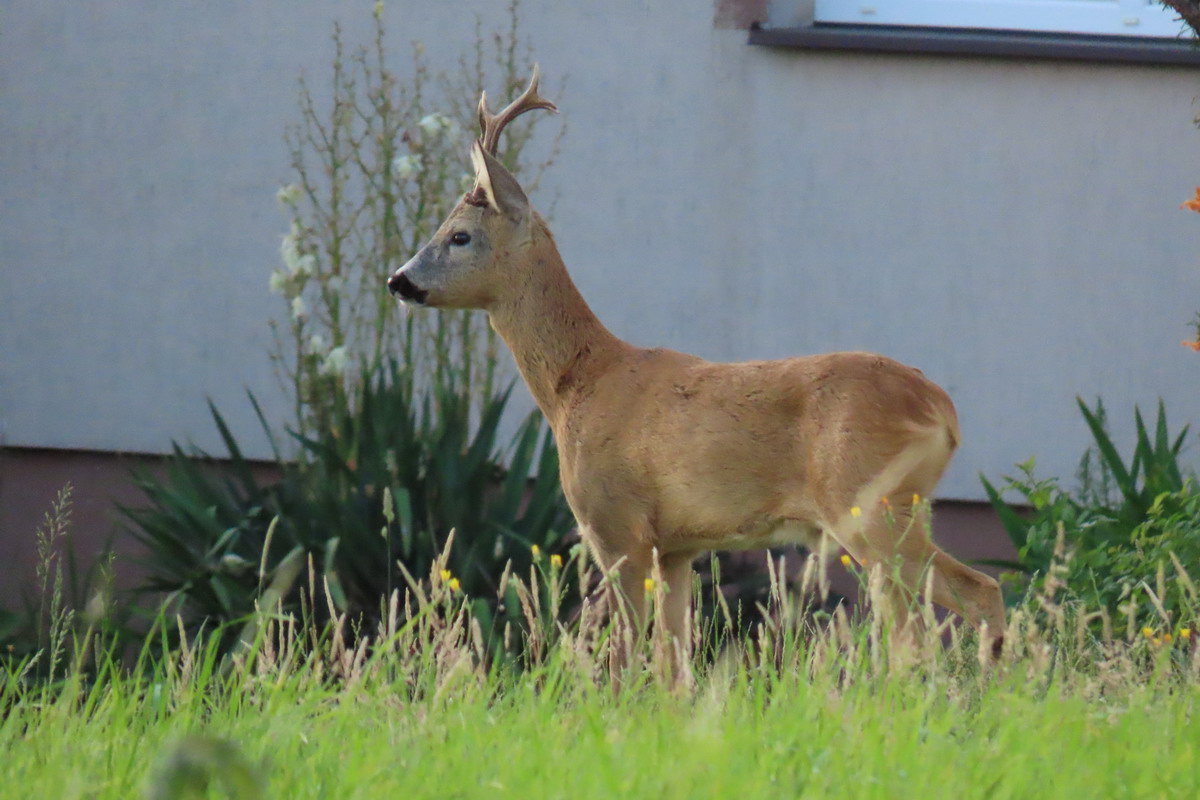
(387, 67, 557, 309)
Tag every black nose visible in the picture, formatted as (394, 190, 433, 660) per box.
(387, 272, 428, 303)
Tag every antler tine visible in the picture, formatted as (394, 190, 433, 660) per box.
(477, 64, 557, 155)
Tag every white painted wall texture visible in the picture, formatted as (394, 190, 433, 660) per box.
(3, 1, 1198, 500)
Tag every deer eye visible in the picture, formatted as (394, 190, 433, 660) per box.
(449, 231, 471, 246)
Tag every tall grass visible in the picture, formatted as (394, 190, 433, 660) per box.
(3, 521, 1198, 798)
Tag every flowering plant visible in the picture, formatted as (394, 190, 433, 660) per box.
(1181, 188, 1200, 351)
(268, 5, 564, 439)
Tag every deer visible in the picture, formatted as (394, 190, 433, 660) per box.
(387, 68, 1007, 669)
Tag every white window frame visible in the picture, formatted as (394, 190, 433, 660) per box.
(815, 0, 1188, 38)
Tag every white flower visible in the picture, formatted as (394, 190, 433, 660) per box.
(269, 269, 288, 294)
(305, 334, 327, 355)
(280, 224, 302, 273)
(291, 296, 308, 321)
(393, 153, 422, 180)
(295, 254, 317, 277)
(321, 345, 349, 376)
(276, 184, 302, 208)
(418, 113, 457, 139)
(417, 114, 442, 137)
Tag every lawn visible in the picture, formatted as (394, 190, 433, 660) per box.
(4, 579, 1198, 799)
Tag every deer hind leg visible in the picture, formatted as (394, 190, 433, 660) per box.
(828, 504, 927, 647)
(825, 433, 1006, 653)
(895, 526, 1006, 654)
(853, 501, 1005, 651)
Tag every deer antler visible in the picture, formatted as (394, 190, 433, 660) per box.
(476, 64, 557, 155)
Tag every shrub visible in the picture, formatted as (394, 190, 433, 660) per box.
(124, 367, 575, 651)
(982, 398, 1198, 633)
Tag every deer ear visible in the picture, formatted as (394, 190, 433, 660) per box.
(470, 141, 529, 222)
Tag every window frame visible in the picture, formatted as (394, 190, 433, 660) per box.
(747, 0, 1200, 64)
(814, 0, 1186, 38)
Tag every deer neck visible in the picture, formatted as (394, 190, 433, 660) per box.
(487, 229, 625, 425)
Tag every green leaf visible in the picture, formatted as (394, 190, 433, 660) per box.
(980, 475, 1031, 551)
(1077, 397, 1136, 504)
(207, 399, 260, 499)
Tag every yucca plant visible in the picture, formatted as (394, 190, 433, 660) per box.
(275, 359, 575, 623)
(121, 399, 284, 645)
(123, 368, 575, 653)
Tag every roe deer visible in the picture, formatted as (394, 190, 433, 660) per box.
(387, 68, 1006, 664)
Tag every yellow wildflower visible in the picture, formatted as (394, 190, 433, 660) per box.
(840, 554, 852, 567)
(644, 578, 656, 593)
(1180, 628, 1192, 640)
(1142, 627, 1154, 639)
(440, 569, 452, 582)
(448, 577, 461, 592)
(1163, 633, 1174, 644)
(850, 506, 862, 518)
(550, 554, 563, 569)
(912, 493, 921, 505)
(531, 544, 541, 558)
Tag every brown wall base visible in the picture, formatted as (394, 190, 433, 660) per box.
(0, 447, 281, 610)
(0, 446, 1017, 612)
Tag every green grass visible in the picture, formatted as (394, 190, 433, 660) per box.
(4, 572, 1198, 800)
(4, 648, 1197, 798)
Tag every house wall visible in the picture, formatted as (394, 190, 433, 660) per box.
(3, 1, 1198, 508)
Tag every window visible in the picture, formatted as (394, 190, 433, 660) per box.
(816, 0, 1186, 38)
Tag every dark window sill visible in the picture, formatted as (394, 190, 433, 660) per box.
(748, 23, 1200, 66)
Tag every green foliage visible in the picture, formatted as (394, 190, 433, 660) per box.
(123, 367, 575, 651)
(982, 397, 1198, 630)
(275, 360, 576, 624)
(122, 411, 278, 630)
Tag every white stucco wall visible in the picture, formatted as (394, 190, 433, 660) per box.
(3, 1, 1198, 500)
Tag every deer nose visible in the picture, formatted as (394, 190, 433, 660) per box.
(387, 272, 428, 304)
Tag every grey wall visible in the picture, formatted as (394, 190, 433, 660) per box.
(3, 0, 1198, 501)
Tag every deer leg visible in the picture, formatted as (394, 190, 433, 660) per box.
(586, 540, 650, 688)
(658, 551, 697, 673)
(858, 501, 1006, 655)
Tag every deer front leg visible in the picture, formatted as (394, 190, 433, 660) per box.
(603, 556, 648, 691)
(657, 550, 697, 682)
(580, 524, 652, 687)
